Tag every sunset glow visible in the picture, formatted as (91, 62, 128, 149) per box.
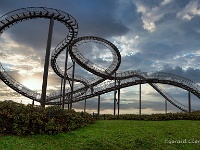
(22, 78, 42, 90)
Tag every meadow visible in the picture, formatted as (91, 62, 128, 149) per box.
(1, 120, 200, 150)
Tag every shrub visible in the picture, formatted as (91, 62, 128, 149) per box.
(0, 100, 95, 135)
(99, 111, 200, 121)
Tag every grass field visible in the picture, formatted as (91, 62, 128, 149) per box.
(0, 120, 200, 150)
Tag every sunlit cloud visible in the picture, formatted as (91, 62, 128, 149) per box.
(112, 35, 140, 57)
(160, 0, 172, 6)
(0, 33, 44, 76)
(133, 0, 166, 32)
(22, 78, 42, 90)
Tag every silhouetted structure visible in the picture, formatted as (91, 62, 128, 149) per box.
(0, 7, 199, 114)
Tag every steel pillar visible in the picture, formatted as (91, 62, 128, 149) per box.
(117, 80, 120, 116)
(62, 48, 69, 109)
(165, 99, 167, 114)
(188, 91, 191, 113)
(114, 73, 116, 116)
(139, 83, 141, 115)
(60, 78, 63, 106)
(32, 99, 34, 106)
(41, 18, 54, 107)
(98, 95, 100, 116)
(70, 61, 75, 109)
(84, 99, 86, 112)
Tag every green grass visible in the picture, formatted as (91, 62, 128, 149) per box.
(0, 120, 200, 150)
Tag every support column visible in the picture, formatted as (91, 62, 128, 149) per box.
(98, 95, 100, 116)
(188, 91, 191, 113)
(139, 83, 141, 115)
(114, 73, 116, 116)
(70, 61, 75, 109)
(165, 99, 167, 114)
(84, 99, 86, 113)
(41, 18, 54, 107)
(62, 48, 69, 109)
(60, 78, 63, 106)
(32, 99, 34, 106)
(117, 80, 120, 116)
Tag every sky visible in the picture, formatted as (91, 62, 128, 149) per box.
(0, 0, 200, 114)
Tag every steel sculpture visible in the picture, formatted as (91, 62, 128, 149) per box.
(0, 7, 200, 114)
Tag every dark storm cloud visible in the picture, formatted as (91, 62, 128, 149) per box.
(135, 20, 200, 61)
(118, 53, 154, 71)
(70, 0, 130, 37)
(1, 14, 71, 52)
(161, 65, 200, 83)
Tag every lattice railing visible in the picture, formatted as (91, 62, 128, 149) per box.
(149, 72, 200, 92)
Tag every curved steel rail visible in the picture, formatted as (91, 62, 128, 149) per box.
(69, 36, 121, 79)
(48, 71, 200, 103)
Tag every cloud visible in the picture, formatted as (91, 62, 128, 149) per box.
(113, 35, 140, 57)
(161, 65, 200, 83)
(160, 0, 173, 6)
(71, 95, 192, 114)
(177, 0, 200, 21)
(133, 0, 170, 32)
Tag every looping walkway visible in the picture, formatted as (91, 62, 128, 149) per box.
(0, 7, 199, 112)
